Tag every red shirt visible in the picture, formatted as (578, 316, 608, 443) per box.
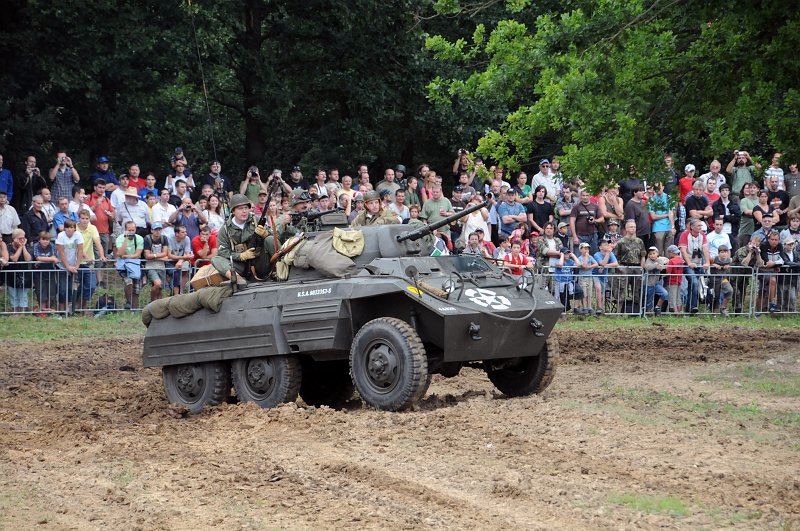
(666, 256, 684, 285)
(191, 233, 218, 265)
(506, 253, 530, 275)
(128, 176, 146, 191)
(678, 177, 695, 203)
(84, 192, 114, 234)
(704, 192, 720, 203)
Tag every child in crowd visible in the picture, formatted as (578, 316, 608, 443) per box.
(576, 242, 598, 314)
(508, 222, 531, 256)
(32, 231, 59, 312)
(643, 246, 669, 315)
(55, 219, 84, 313)
(556, 222, 570, 248)
(505, 241, 533, 275)
(493, 235, 511, 262)
(593, 237, 619, 315)
(709, 244, 734, 315)
(555, 246, 583, 314)
(604, 218, 622, 247)
(665, 244, 684, 314)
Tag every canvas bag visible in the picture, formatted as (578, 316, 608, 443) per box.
(332, 227, 365, 257)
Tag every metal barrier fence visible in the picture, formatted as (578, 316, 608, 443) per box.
(2, 260, 798, 318)
(0, 259, 211, 317)
(504, 265, 799, 318)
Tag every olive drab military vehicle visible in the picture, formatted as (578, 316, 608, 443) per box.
(142, 201, 563, 413)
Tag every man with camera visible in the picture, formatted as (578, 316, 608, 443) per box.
(48, 151, 81, 203)
(169, 196, 207, 241)
(117, 186, 150, 238)
(726, 150, 761, 199)
(678, 218, 711, 314)
(239, 166, 268, 205)
(14, 154, 48, 213)
(201, 160, 233, 202)
(569, 189, 604, 254)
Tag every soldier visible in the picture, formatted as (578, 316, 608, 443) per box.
(612, 219, 646, 304)
(351, 190, 400, 227)
(212, 194, 285, 281)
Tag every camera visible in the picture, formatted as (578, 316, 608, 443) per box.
(587, 216, 595, 224)
(486, 192, 494, 200)
(126, 234, 135, 240)
(459, 149, 467, 156)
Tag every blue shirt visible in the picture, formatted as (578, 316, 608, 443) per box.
(554, 258, 575, 283)
(649, 192, 672, 233)
(576, 254, 597, 277)
(0, 168, 13, 201)
(593, 251, 618, 280)
(497, 201, 525, 235)
(53, 210, 79, 232)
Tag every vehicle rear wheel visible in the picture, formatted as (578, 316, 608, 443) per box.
(299, 359, 355, 409)
(231, 356, 301, 409)
(162, 361, 231, 414)
(484, 337, 559, 397)
(350, 317, 429, 411)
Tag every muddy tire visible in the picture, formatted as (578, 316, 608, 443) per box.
(231, 356, 301, 409)
(299, 359, 355, 409)
(350, 317, 429, 411)
(162, 361, 231, 414)
(484, 337, 559, 397)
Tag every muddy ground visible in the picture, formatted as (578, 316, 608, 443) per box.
(1, 325, 799, 530)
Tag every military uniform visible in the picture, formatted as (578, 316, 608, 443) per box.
(211, 194, 282, 279)
(352, 208, 399, 227)
(611, 235, 646, 302)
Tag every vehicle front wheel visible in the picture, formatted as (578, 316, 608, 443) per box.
(350, 317, 429, 411)
(231, 356, 301, 409)
(484, 337, 559, 397)
(162, 361, 231, 414)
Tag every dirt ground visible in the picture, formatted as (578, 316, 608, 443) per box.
(1, 325, 799, 530)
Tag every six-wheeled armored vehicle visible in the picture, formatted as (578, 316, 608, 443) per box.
(142, 204, 562, 412)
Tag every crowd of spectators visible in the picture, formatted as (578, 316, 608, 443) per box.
(0, 147, 798, 316)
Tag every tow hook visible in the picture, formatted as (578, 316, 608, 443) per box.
(468, 322, 482, 341)
(530, 318, 544, 337)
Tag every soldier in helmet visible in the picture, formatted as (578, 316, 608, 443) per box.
(352, 190, 400, 227)
(211, 193, 287, 281)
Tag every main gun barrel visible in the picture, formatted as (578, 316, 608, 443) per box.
(396, 200, 490, 243)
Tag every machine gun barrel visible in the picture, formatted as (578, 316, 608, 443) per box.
(396, 200, 490, 243)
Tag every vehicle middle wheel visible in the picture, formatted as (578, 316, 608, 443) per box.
(231, 355, 301, 409)
(350, 317, 429, 411)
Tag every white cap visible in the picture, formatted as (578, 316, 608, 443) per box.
(684, 164, 696, 173)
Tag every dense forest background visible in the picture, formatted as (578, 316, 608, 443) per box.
(1, 0, 797, 190)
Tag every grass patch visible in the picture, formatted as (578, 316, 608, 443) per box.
(696, 362, 800, 398)
(112, 462, 137, 488)
(608, 492, 689, 517)
(611, 387, 800, 428)
(0, 312, 145, 342)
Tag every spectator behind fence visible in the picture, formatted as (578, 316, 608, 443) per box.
(143, 222, 170, 301)
(779, 237, 798, 311)
(48, 151, 80, 203)
(709, 244, 734, 315)
(592, 237, 619, 315)
(711, 183, 741, 250)
(168, 224, 194, 295)
(55, 219, 84, 313)
(648, 182, 674, 255)
(614, 219, 646, 304)
(115, 220, 143, 310)
(707, 217, 732, 259)
(0, 190, 21, 246)
(781, 214, 800, 244)
(765, 175, 791, 228)
(76, 210, 105, 312)
(685, 180, 713, 229)
(643, 246, 668, 316)
(32, 231, 58, 312)
(576, 242, 598, 314)
(665, 244, 684, 314)
(624, 186, 651, 245)
(7, 228, 32, 312)
(733, 233, 764, 314)
(21, 194, 48, 242)
(85, 179, 115, 256)
(191, 225, 218, 266)
(759, 230, 784, 313)
(726, 150, 759, 199)
(679, 218, 711, 314)
(554, 246, 582, 313)
(569, 189, 603, 253)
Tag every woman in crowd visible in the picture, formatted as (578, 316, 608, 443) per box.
(461, 194, 490, 244)
(203, 195, 225, 231)
(527, 185, 554, 236)
(404, 176, 423, 208)
(597, 184, 625, 230)
(752, 189, 779, 230)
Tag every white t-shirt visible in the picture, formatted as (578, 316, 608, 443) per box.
(55, 230, 85, 268)
(151, 202, 177, 239)
(706, 230, 731, 259)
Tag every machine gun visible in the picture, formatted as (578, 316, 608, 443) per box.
(396, 200, 489, 243)
(290, 208, 344, 231)
(246, 176, 283, 280)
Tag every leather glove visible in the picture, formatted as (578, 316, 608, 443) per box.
(239, 248, 257, 261)
(254, 224, 268, 238)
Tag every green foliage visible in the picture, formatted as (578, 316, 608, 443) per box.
(427, 1, 800, 189)
(608, 492, 689, 517)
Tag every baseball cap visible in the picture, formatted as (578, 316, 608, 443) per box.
(685, 163, 696, 172)
(500, 182, 511, 190)
(559, 246, 570, 254)
(378, 189, 391, 198)
(667, 244, 680, 254)
(607, 218, 620, 226)
(474, 227, 484, 234)
(97, 156, 109, 163)
(151, 222, 163, 230)
(783, 237, 796, 245)
(539, 158, 550, 166)
(718, 244, 730, 251)
(291, 165, 301, 172)
(648, 246, 659, 252)
(174, 147, 183, 154)
(579, 242, 590, 249)
(454, 185, 464, 192)
(557, 221, 568, 229)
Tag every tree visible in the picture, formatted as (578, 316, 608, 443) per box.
(426, 0, 800, 191)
